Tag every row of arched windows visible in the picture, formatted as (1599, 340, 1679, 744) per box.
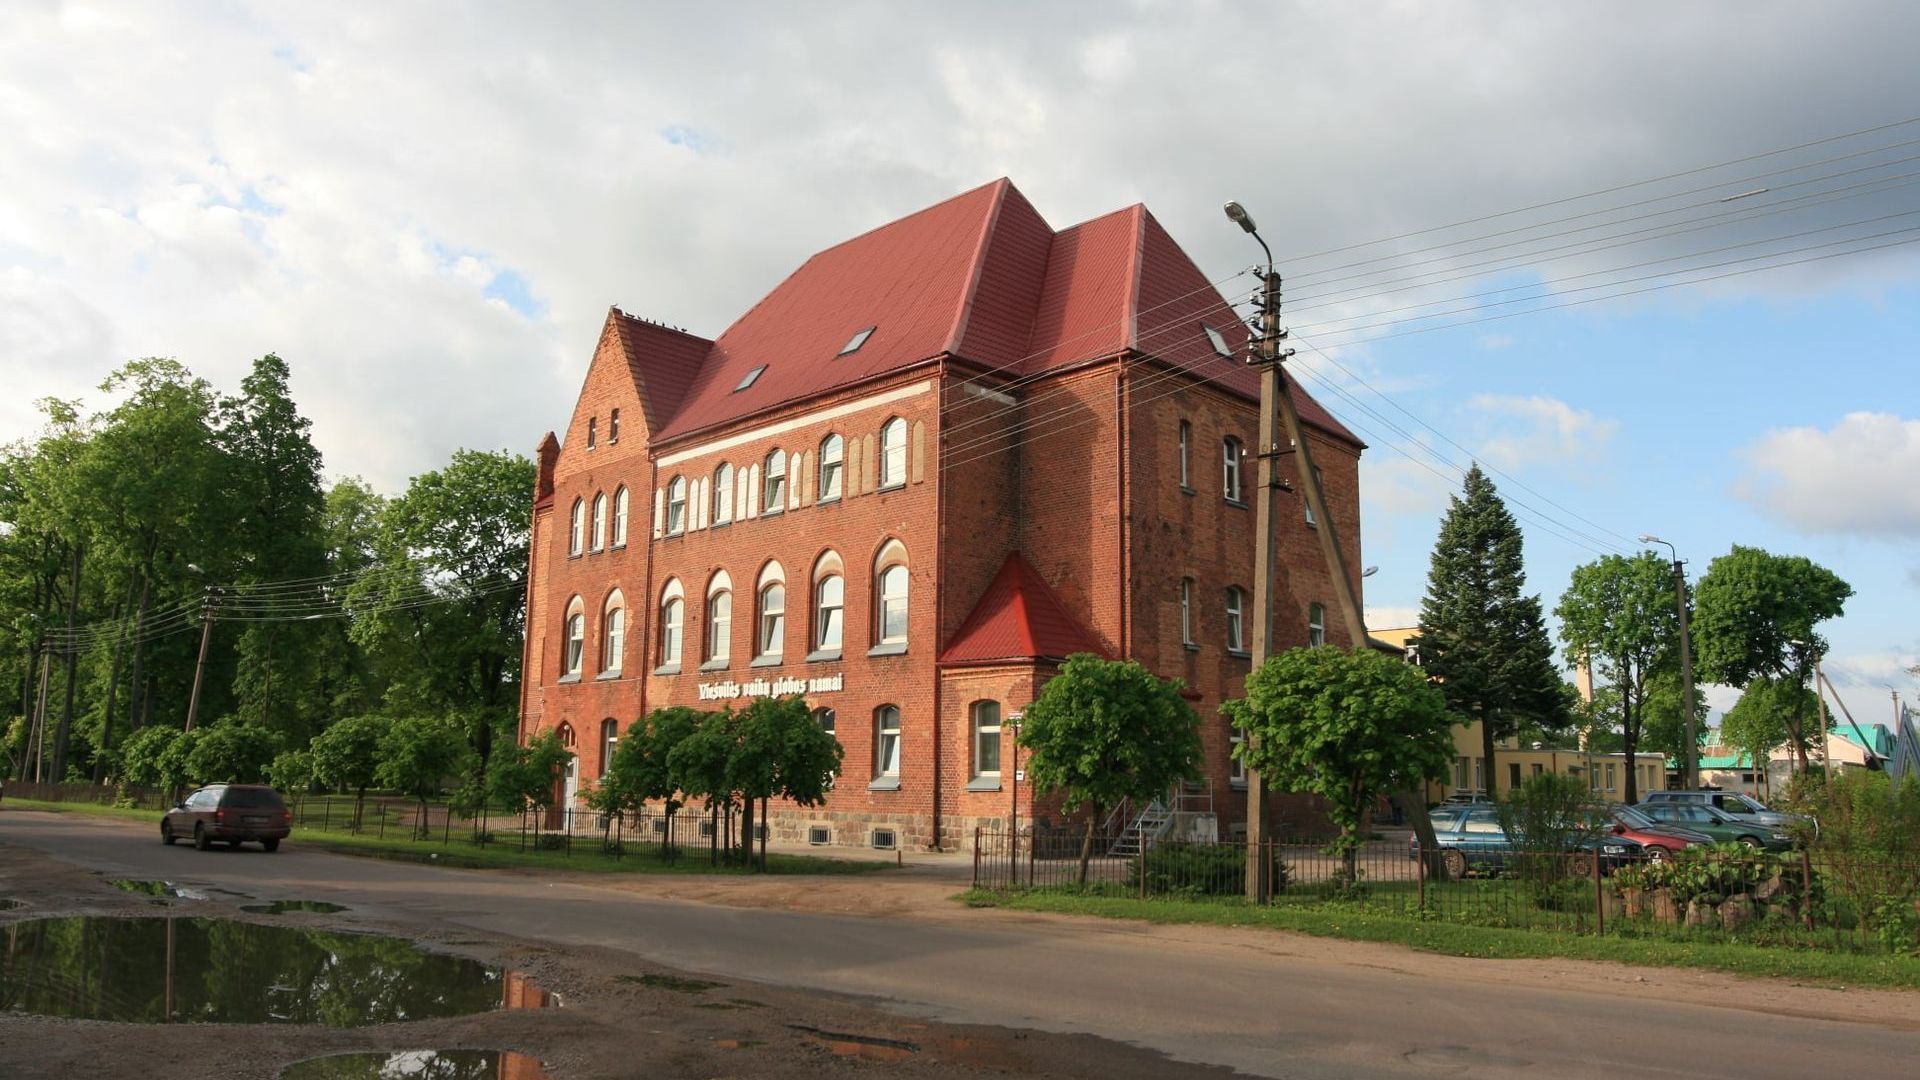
(558, 541, 911, 678)
(661, 417, 910, 538)
(569, 487, 630, 556)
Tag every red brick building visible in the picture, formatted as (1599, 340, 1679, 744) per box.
(518, 179, 1366, 851)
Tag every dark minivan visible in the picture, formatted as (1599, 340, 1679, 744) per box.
(162, 784, 292, 852)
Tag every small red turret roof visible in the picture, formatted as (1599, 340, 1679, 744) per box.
(942, 552, 1109, 665)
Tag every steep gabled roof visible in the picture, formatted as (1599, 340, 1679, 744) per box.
(942, 552, 1109, 665)
(643, 178, 1359, 448)
(608, 309, 710, 433)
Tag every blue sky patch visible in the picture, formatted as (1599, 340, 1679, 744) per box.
(484, 269, 546, 318)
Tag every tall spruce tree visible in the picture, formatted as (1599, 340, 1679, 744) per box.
(1417, 465, 1566, 795)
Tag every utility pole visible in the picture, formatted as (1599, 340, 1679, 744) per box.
(1639, 536, 1698, 787)
(184, 585, 219, 733)
(1224, 201, 1441, 893)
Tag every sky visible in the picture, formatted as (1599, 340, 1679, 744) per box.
(3, 1, 1917, 720)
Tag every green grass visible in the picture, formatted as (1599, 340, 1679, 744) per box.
(959, 888, 1920, 990)
(2, 797, 893, 877)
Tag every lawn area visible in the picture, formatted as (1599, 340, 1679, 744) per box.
(960, 887, 1920, 990)
(1, 797, 895, 877)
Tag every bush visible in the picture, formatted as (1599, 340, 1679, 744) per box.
(1496, 773, 1600, 905)
(1796, 771, 1920, 948)
(1128, 842, 1289, 897)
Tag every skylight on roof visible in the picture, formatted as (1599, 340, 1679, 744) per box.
(1202, 324, 1232, 359)
(734, 365, 767, 392)
(838, 326, 876, 356)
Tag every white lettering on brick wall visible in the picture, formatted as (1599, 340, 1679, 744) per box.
(697, 672, 843, 701)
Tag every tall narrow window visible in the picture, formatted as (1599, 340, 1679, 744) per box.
(878, 417, 907, 488)
(600, 719, 618, 776)
(1178, 420, 1192, 488)
(815, 575, 844, 653)
(1230, 730, 1247, 784)
(1180, 577, 1194, 646)
(586, 417, 597, 449)
(877, 565, 908, 646)
(707, 588, 732, 663)
(972, 701, 1001, 778)
(591, 492, 608, 551)
(818, 434, 844, 502)
(763, 449, 787, 511)
(1223, 437, 1244, 502)
(666, 476, 687, 535)
(875, 705, 901, 778)
(660, 596, 684, 667)
(612, 487, 629, 546)
(608, 408, 620, 444)
(564, 608, 585, 676)
(1225, 587, 1245, 652)
(713, 463, 734, 525)
(1304, 465, 1323, 525)
(602, 596, 625, 674)
(569, 499, 585, 556)
(1308, 602, 1326, 647)
(759, 583, 785, 659)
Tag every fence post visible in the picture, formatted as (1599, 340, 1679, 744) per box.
(1027, 829, 1036, 888)
(1800, 847, 1814, 931)
(1417, 838, 1427, 912)
(323, 797, 330, 831)
(1592, 846, 1605, 937)
(379, 802, 387, 840)
(565, 809, 573, 857)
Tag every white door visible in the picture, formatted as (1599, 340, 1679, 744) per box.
(563, 759, 580, 831)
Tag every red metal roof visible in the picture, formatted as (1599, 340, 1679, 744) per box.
(941, 551, 1109, 665)
(638, 178, 1358, 447)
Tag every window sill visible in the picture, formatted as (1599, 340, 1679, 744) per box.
(868, 777, 902, 792)
(750, 654, 784, 668)
(867, 641, 908, 658)
(567, 551, 583, 561)
(966, 777, 1002, 792)
(1180, 485, 1196, 496)
(596, 670, 623, 681)
(877, 481, 906, 494)
(665, 529, 684, 539)
(556, 674, 582, 685)
(653, 664, 682, 677)
(699, 657, 731, 673)
(1224, 497, 1249, 510)
(1230, 780, 1248, 792)
(817, 494, 841, 506)
(1183, 642, 1200, 653)
(611, 542, 627, 551)
(761, 506, 785, 518)
(805, 649, 843, 664)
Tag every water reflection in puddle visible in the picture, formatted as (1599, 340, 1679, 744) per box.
(242, 900, 348, 915)
(0, 899, 19, 911)
(109, 879, 208, 901)
(278, 1049, 549, 1079)
(0, 917, 552, 1026)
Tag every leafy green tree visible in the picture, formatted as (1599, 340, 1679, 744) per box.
(595, 706, 703, 851)
(1639, 666, 1709, 769)
(1020, 654, 1201, 884)
(1494, 772, 1601, 903)
(311, 714, 385, 830)
(184, 720, 281, 784)
(374, 714, 472, 838)
(1555, 552, 1681, 804)
(732, 695, 842, 869)
(118, 725, 181, 789)
(1418, 465, 1567, 794)
(1720, 677, 1818, 798)
(267, 748, 315, 804)
(1226, 646, 1453, 885)
(667, 707, 742, 864)
(487, 728, 574, 825)
(1694, 546, 1851, 772)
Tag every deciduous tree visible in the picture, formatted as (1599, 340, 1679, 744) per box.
(1555, 551, 1681, 804)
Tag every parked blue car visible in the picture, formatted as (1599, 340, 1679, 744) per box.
(1410, 805, 1644, 878)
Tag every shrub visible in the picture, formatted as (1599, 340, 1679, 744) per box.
(1496, 773, 1600, 905)
(1797, 771, 1920, 946)
(1128, 842, 1289, 897)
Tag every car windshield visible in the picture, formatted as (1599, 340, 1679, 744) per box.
(1614, 806, 1658, 829)
(221, 788, 286, 809)
(1731, 794, 1770, 813)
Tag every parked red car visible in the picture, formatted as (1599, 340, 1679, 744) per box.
(161, 784, 292, 852)
(1603, 803, 1712, 860)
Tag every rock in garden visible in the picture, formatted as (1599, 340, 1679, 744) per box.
(1719, 894, 1756, 930)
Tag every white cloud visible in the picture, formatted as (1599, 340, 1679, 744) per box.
(1468, 394, 1619, 468)
(1733, 412, 1920, 537)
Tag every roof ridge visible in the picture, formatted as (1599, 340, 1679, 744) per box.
(942, 178, 1012, 358)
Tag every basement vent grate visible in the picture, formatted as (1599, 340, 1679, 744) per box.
(871, 828, 897, 851)
(807, 826, 831, 846)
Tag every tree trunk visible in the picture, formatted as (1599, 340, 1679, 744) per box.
(50, 543, 82, 781)
(760, 796, 769, 872)
(740, 797, 754, 867)
(1622, 682, 1640, 805)
(1076, 804, 1100, 886)
(96, 574, 141, 783)
(1479, 707, 1497, 800)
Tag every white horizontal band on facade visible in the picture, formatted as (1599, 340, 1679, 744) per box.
(960, 382, 1017, 406)
(655, 379, 934, 467)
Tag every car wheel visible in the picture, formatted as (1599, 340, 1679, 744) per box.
(1736, 835, 1761, 849)
(1441, 849, 1468, 878)
(1568, 853, 1596, 878)
(193, 823, 210, 851)
(262, 838, 280, 853)
(160, 822, 175, 846)
(1645, 846, 1671, 863)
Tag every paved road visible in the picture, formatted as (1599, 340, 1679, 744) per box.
(3, 811, 1915, 1079)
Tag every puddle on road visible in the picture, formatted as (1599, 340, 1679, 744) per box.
(278, 1049, 548, 1078)
(0, 917, 553, 1026)
(242, 900, 348, 915)
(790, 1024, 920, 1062)
(108, 879, 208, 901)
(619, 972, 724, 993)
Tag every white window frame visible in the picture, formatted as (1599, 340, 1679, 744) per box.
(1225, 586, 1245, 652)
(759, 582, 785, 659)
(707, 588, 732, 663)
(591, 492, 608, 551)
(1223, 437, 1244, 502)
(666, 476, 687, 535)
(602, 598, 625, 674)
(1181, 577, 1195, 646)
(878, 417, 907, 489)
(1178, 419, 1191, 488)
(600, 719, 618, 777)
(660, 595, 684, 667)
(815, 574, 844, 653)
(877, 564, 908, 646)
(972, 701, 1001, 778)
(713, 463, 734, 525)
(612, 487, 629, 546)
(1230, 730, 1246, 785)
(1308, 602, 1326, 647)
(875, 705, 902, 778)
(569, 499, 585, 556)
(1305, 465, 1322, 526)
(564, 606, 585, 676)
(818, 434, 844, 502)
(763, 449, 787, 513)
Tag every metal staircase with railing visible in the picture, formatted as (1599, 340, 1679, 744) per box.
(1106, 779, 1218, 857)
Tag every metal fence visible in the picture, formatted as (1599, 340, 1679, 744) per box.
(972, 827, 1920, 952)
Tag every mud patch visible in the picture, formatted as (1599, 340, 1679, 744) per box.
(619, 972, 724, 993)
(278, 1049, 548, 1078)
(241, 900, 348, 915)
(791, 1024, 920, 1062)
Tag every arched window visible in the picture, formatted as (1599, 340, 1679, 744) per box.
(763, 449, 787, 512)
(591, 492, 608, 551)
(556, 721, 576, 748)
(1308, 602, 1326, 647)
(612, 487, 629, 546)
(569, 499, 585, 556)
(757, 562, 786, 660)
(1225, 587, 1245, 652)
(659, 579, 685, 667)
(666, 476, 687, 535)
(812, 706, 836, 735)
(874, 705, 902, 778)
(706, 571, 733, 664)
(971, 701, 1001, 779)
(1180, 577, 1195, 646)
(815, 574, 844, 653)
(878, 417, 907, 488)
(712, 463, 734, 525)
(1222, 437, 1244, 502)
(873, 540, 908, 649)
(818, 434, 844, 502)
(562, 595, 585, 676)
(600, 719, 618, 778)
(602, 590, 626, 674)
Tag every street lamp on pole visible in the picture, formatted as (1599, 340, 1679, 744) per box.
(1639, 534, 1698, 788)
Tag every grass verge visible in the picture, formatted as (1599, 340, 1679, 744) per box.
(2, 798, 893, 877)
(959, 887, 1920, 990)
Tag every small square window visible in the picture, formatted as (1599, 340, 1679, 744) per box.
(808, 825, 831, 846)
(1202, 324, 1232, 359)
(734, 365, 767, 392)
(838, 326, 876, 355)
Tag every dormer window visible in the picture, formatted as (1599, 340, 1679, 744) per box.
(735, 365, 767, 392)
(1202, 323, 1232, 359)
(586, 417, 597, 449)
(838, 326, 876, 355)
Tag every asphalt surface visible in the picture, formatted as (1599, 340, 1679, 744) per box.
(3, 810, 1916, 1079)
